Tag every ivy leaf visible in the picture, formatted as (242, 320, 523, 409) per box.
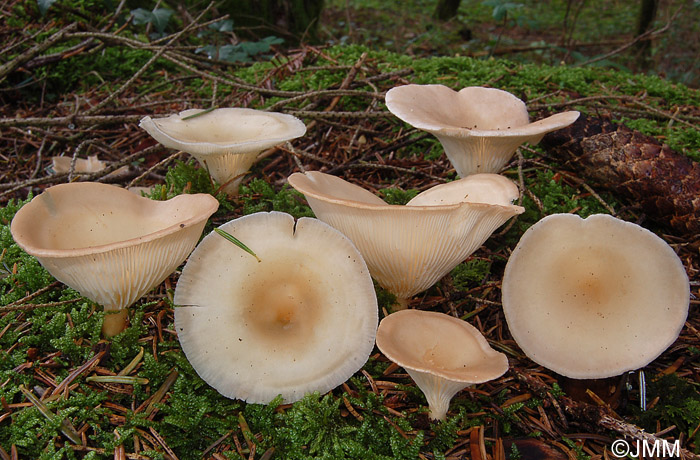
(130, 7, 173, 34)
(37, 0, 58, 16)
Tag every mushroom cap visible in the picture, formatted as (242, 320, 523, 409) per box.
(502, 213, 690, 379)
(139, 108, 306, 195)
(173, 211, 378, 404)
(287, 171, 524, 301)
(376, 309, 508, 420)
(10, 182, 219, 310)
(376, 310, 508, 382)
(385, 84, 579, 176)
(139, 108, 307, 156)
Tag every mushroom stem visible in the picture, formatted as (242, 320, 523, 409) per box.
(394, 297, 410, 310)
(102, 308, 129, 337)
(407, 369, 467, 422)
(558, 374, 626, 409)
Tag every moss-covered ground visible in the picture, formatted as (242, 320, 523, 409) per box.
(0, 3, 699, 459)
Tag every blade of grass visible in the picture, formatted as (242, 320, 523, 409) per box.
(118, 346, 144, 376)
(19, 385, 81, 444)
(215, 228, 261, 262)
(181, 107, 216, 120)
(86, 376, 149, 385)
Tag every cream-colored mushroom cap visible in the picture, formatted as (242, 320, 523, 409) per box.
(173, 211, 378, 404)
(10, 182, 219, 336)
(385, 84, 579, 177)
(502, 213, 690, 379)
(288, 170, 524, 308)
(139, 108, 306, 195)
(376, 310, 508, 420)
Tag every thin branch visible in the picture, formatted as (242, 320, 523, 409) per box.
(573, 7, 679, 67)
(0, 23, 78, 83)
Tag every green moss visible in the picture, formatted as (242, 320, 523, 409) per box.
(450, 259, 492, 291)
(238, 178, 314, 218)
(378, 187, 419, 205)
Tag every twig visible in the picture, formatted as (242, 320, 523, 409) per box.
(127, 150, 185, 189)
(85, 2, 216, 115)
(0, 144, 159, 199)
(0, 298, 82, 313)
(573, 8, 679, 68)
(515, 370, 699, 460)
(0, 23, 78, 83)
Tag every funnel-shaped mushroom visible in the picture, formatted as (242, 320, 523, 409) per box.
(376, 310, 508, 421)
(173, 211, 378, 404)
(288, 171, 524, 308)
(385, 85, 579, 177)
(140, 108, 306, 196)
(10, 182, 219, 337)
(502, 213, 690, 379)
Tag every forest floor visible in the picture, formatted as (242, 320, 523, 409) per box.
(0, 1, 699, 459)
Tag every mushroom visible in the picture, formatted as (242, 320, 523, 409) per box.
(51, 155, 129, 178)
(501, 213, 690, 379)
(376, 309, 508, 421)
(287, 170, 524, 308)
(139, 108, 306, 196)
(385, 84, 579, 177)
(10, 182, 219, 337)
(173, 211, 378, 404)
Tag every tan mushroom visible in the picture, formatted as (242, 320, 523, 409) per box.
(139, 108, 306, 196)
(51, 155, 128, 178)
(10, 182, 219, 337)
(385, 84, 579, 177)
(376, 309, 508, 421)
(173, 211, 378, 404)
(501, 213, 690, 379)
(288, 170, 524, 308)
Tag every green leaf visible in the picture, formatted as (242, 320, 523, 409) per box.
(36, 0, 58, 16)
(130, 8, 173, 34)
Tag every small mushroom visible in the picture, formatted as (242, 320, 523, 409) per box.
(288, 170, 524, 308)
(376, 310, 508, 421)
(173, 211, 378, 404)
(10, 182, 219, 337)
(501, 213, 690, 379)
(385, 84, 579, 177)
(51, 155, 129, 178)
(139, 108, 306, 196)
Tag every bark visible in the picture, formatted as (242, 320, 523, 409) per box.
(539, 114, 700, 237)
(433, 0, 461, 21)
(218, 0, 325, 42)
(634, 0, 659, 69)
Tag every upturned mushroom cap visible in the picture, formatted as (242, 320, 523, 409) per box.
(502, 213, 690, 379)
(376, 310, 509, 421)
(173, 211, 378, 404)
(385, 84, 579, 177)
(139, 108, 306, 195)
(287, 171, 524, 307)
(10, 182, 219, 336)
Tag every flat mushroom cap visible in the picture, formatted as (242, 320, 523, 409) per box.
(502, 213, 690, 379)
(139, 108, 306, 156)
(376, 310, 508, 420)
(385, 84, 579, 176)
(10, 182, 219, 311)
(173, 211, 378, 404)
(288, 171, 524, 303)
